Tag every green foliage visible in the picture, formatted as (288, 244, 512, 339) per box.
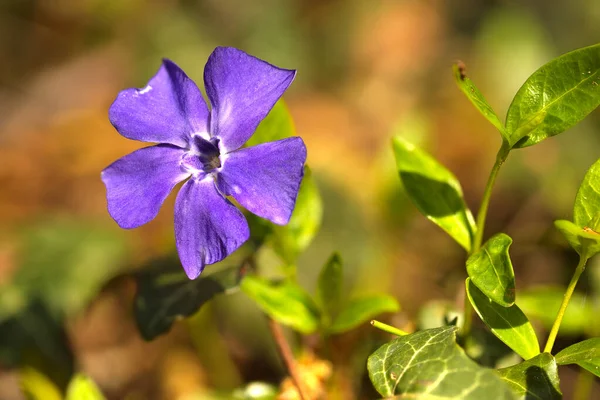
(327, 295, 400, 335)
(392, 136, 476, 252)
(497, 353, 562, 399)
(66, 374, 106, 400)
(19, 368, 62, 400)
(246, 100, 296, 147)
(271, 167, 323, 264)
(466, 233, 516, 307)
(241, 275, 320, 334)
(466, 279, 540, 360)
(367, 326, 515, 398)
(453, 62, 507, 139)
(134, 256, 247, 340)
(316, 252, 343, 317)
(555, 220, 600, 260)
(555, 338, 600, 377)
(505, 43, 600, 148)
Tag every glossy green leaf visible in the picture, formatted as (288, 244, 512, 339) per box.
(316, 253, 343, 316)
(518, 286, 594, 336)
(574, 158, 600, 229)
(134, 257, 247, 340)
(555, 220, 600, 259)
(453, 62, 507, 138)
(328, 295, 399, 334)
(392, 137, 476, 252)
(467, 279, 540, 360)
(467, 233, 516, 307)
(272, 167, 322, 263)
(367, 326, 515, 398)
(497, 353, 562, 400)
(246, 100, 295, 147)
(556, 338, 600, 377)
(241, 276, 320, 334)
(19, 368, 62, 400)
(506, 43, 600, 148)
(66, 374, 105, 400)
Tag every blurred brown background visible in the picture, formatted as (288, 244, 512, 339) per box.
(0, 0, 599, 399)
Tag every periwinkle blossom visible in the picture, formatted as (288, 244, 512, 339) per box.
(101, 47, 306, 279)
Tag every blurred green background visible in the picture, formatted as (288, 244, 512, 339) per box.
(0, 0, 599, 399)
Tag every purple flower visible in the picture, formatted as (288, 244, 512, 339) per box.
(101, 47, 306, 279)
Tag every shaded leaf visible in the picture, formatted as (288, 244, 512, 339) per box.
(506, 43, 600, 148)
(555, 220, 600, 259)
(574, 157, 600, 229)
(66, 374, 105, 400)
(453, 62, 507, 138)
(241, 276, 320, 334)
(367, 326, 515, 398)
(272, 167, 322, 263)
(392, 137, 476, 252)
(19, 368, 62, 400)
(467, 279, 540, 360)
(316, 253, 343, 316)
(328, 295, 399, 334)
(134, 256, 247, 340)
(467, 233, 516, 307)
(518, 286, 594, 336)
(246, 100, 295, 147)
(497, 353, 562, 400)
(556, 338, 600, 377)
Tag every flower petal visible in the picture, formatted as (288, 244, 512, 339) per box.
(204, 47, 296, 153)
(101, 145, 190, 229)
(216, 137, 307, 225)
(109, 59, 210, 147)
(175, 178, 250, 279)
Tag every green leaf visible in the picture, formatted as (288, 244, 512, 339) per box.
(555, 220, 600, 259)
(467, 233, 516, 307)
(134, 257, 247, 340)
(241, 275, 320, 334)
(246, 100, 295, 147)
(453, 62, 507, 138)
(328, 295, 399, 334)
(316, 253, 343, 316)
(556, 338, 600, 377)
(233, 382, 278, 400)
(392, 137, 476, 252)
(367, 326, 515, 398)
(19, 368, 62, 400)
(272, 167, 322, 264)
(518, 286, 594, 336)
(466, 279, 540, 360)
(574, 157, 600, 229)
(66, 374, 105, 400)
(506, 43, 600, 148)
(497, 353, 562, 400)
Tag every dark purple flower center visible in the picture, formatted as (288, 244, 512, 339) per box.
(181, 136, 221, 174)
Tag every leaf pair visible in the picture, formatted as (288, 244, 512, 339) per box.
(455, 43, 600, 149)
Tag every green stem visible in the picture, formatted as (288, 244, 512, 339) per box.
(370, 320, 408, 336)
(543, 255, 588, 354)
(462, 143, 510, 339)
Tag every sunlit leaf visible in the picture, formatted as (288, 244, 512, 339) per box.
(272, 167, 322, 264)
(134, 256, 247, 340)
(506, 43, 600, 148)
(241, 275, 320, 334)
(66, 374, 105, 400)
(574, 158, 600, 229)
(467, 279, 540, 360)
(316, 253, 343, 317)
(497, 353, 562, 399)
(556, 338, 600, 377)
(453, 62, 507, 138)
(246, 100, 295, 147)
(232, 381, 278, 400)
(392, 137, 476, 252)
(367, 326, 515, 398)
(19, 368, 62, 400)
(555, 220, 600, 259)
(518, 286, 594, 336)
(328, 295, 399, 335)
(467, 233, 516, 307)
